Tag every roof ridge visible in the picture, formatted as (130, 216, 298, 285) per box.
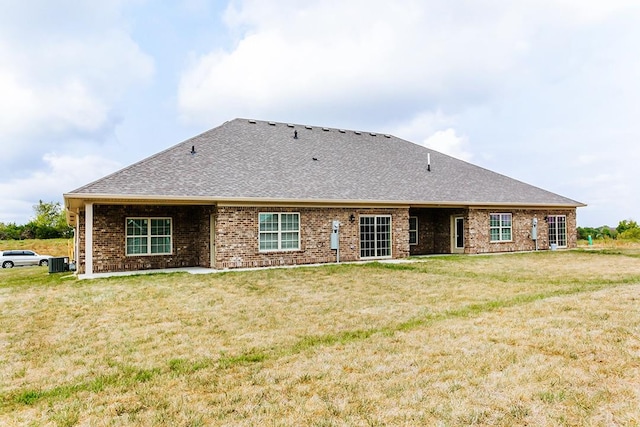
(239, 117, 383, 137)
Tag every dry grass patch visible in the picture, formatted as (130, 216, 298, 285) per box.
(1, 250, 640, 425)
(0, 238, 70, 256)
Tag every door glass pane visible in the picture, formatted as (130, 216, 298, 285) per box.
(360, 217, 376, 258)
(456, 218, 464, 248)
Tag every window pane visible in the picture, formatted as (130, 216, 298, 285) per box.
(281, 232, 299, 249)
(151, 236, 171, 254)
(490, 228, 500, 241)
(127, 219, 147, 236)
(259, 214, 279, 232)
(409, 217, 417, 230)
(127, 237, 147, 254)
(409, 231, 417, 245)
(502, 228, 512, 241)
(281, 214, 299, 231)
(151, 219, 170, 236)
(259, 232, 278, 250)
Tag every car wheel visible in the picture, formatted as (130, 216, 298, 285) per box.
(2, 261, 14, 268)
(40, 259, 49, 267)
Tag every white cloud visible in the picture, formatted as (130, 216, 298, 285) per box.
(421, 129, 473, 162)
(390, 110, 455, 143)
(177, 0, 532, 125)
(390, 110, 473, 161)
(0, 153, 121, 224)
(0, 30, 153, 140)
(0, 6, 154, 177)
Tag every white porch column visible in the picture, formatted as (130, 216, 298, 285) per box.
(85, 203, 93, 275)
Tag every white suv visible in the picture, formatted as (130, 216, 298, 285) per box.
(1, 250, 52, 268)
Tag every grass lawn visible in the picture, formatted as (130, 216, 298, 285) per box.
(1, 249, 640, 426)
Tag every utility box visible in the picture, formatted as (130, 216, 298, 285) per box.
(49, 257, 69, 274)
(531, 217, 538, 240)
(330, 220, 340, 250)
(330, 233, 339, 249)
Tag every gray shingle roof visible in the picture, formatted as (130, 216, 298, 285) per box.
(67, 118, 583, 207)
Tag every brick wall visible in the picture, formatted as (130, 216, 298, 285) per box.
(76, 203, 576, 273)
(77, 204, 213, 274)
(77, 204, 410, 273)
(409, 207, 578, 255)
(467, 208, 577, 254)
(214, 206, 409, 269)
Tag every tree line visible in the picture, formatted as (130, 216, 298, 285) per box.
(0, 201, 72, 240)
(577, 219, 640, 241)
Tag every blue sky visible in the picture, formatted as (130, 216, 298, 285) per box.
(1, 0, 639, 227)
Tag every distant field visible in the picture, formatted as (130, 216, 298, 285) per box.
(0, 238, 70, 257)
(1, 249, 640, 426)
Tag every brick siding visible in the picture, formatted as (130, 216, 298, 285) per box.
(77, 205, 213, 274)
(409, 207, 577, 255)
(214, 206, 409, 269)
(77, 204, 410, 273)
(76, 204, 576, 273)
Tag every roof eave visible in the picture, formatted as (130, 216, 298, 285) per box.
(64, 193, 586, 210)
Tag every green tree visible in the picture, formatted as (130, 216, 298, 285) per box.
(0, 222, 24, 240)
(616, 219, 639, 235)
(28, 200, 73, 239)
(32, 200, 62, 228)
(577, 225, 616, 240)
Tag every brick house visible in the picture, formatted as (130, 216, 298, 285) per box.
(64, 118, 584, 276)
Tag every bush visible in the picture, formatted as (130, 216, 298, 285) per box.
(619, 227, 640, 241)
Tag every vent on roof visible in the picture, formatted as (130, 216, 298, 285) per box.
(268, 121, 276, 126)
(338, 129, 345, 133)
(248, 119, 256, 124)
(305, 125, 312, 129)
(354, 131, 361, 135)
(322, 127, 329, 131)
(428, 153, 431, 172)
(287, 124, 294, 127)
(294, 130, 298, 139)
(312, 157, 318, 161)
(384, 134, 391, 138)
(370, 132, 377, 136)
(190, 145, 196, 155)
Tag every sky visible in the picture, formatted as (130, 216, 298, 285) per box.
(1, 0, 639, 228)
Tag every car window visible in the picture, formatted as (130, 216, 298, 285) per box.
(24, 251, 35, 256)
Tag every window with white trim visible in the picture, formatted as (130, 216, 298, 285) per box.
(409, 216, 418, 245)
(548, 215, 567, 247)
(259, 213, 300, 251)
(126, 218, 172, 255)
(490, 213, 512, 242)
(360, 215, 392, 258)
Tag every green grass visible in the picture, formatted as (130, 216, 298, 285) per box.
(1, 249, 640, 425)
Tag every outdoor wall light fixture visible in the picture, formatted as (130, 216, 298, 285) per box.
(349, 214, 355, 222)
